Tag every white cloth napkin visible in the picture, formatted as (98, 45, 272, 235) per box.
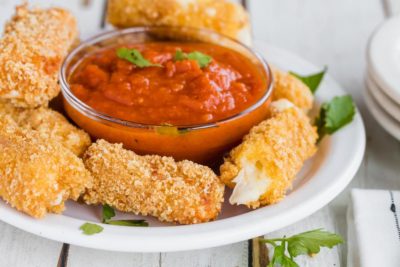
(347, 189, 400, 267)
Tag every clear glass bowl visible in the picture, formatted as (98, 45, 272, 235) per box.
(60, 26, 273, 163)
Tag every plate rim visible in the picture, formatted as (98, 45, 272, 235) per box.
(0, 41, 366, 252)
(364, 78, 400, 140)
(367, 16, 400, 104)
(366, 73, 400, 122)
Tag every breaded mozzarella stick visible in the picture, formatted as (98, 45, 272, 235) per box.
(272, 68, 314, 113)
(83, 139, 225, 224)
(220, 99, 318, 208)
(0, 5, 78, 107)
(107, 0, 251, 45)
(0, 101, 91, 156)
(0, 118, 92, 218)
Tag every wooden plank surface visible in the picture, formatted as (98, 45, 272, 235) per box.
(0, 0, 396, 266)
(0, 221, 62, 267)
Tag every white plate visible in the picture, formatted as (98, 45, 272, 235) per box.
(366, 73, 400, 122)
(364, 78, 400, 140)
(0, 41, 366, 252)
(368, 16, 400, 104)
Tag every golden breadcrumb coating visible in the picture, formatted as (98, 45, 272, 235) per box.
(0, 4, 78, 108)
(0, 101, 91, 156)
(107, 0, 251, 45)
(0, 118, 92, 218)
(272, 67, 314, 113)
(83, 139, 224, 224)
(220, 100, 318, 208)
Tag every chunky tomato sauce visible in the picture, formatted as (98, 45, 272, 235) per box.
(69, 42, 266, 125)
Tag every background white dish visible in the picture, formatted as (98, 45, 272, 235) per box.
(364, 80, 400, 141)
(0, 42, 366, 252)
(366, 73, 400, 122)
(368, 16, 400, 104)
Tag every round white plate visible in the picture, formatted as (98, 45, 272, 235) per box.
(364, 78, 400, 140)
(368, 16, 400, 104)
(366, 73, 400, 122)
(0, 41, 366, 252)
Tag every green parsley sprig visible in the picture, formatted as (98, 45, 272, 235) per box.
(315, 95, 356, 141)
(80, 222, 103, 235)
(289, 68, 327, 94)
(174, 50, 212, 68)
(102, 204, 149, 227)
(260, 229, 343, 267)
(116, 48, 162, 68)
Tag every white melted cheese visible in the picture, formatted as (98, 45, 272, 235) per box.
(229, 160, 270, 205)
(270, 99, 294, 113)
(176, 0, 196, 8)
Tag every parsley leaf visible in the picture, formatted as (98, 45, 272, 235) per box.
(101, 205, 149, 227)
(174, 50, 212, 68)
(174, 50, 187, 61)
(261, 229, 342, 267)
(287, 229, 343, 258)
(315, 95, 356, 141)
(117, 48, 162, 68)
(106, 220, 149, 227)
(289, 67, 327, 94)
(155, 123, 189, 136)
(80, 223, 103, 235)
(102, 204, 116, 223)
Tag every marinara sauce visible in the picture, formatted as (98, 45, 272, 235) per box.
(69, 42, 266, 125)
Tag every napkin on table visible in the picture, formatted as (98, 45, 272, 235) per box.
(347, 189, 400, 267)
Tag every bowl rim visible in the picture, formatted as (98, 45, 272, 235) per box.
(59, 26, 274, 131)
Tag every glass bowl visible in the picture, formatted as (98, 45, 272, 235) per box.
(60, 26, 273, 163)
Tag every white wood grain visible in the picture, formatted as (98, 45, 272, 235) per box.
(384, 0, 400, 16)
(0, 221, 62, 267)
(67, 246, 160, 267)
(160, 242, 248, 267)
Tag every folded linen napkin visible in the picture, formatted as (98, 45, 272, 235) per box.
(347, 189, 400, 267)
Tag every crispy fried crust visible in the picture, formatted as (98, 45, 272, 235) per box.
(0, 118, 92, 218)
(0, 101, 91, 156)
(220, 103, 318, 208)
(107, 0, 251, 45)
(271, 67, 314, 112)
(83, 139, 224, 224)
(0, 4, 78, 107)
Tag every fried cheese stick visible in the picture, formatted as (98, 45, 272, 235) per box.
(0, 101, 91, 156)
(0, 118, 92, 218)
(0, 5, 78, 107)
(107, 0, 252, 45)
(272, 68, 314, 113)
(220, 99, 318, 208)
(83, 139, 225, 224)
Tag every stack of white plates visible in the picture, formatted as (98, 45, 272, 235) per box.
(365, 16, 400, 140)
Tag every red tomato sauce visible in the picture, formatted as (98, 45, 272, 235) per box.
(69, 42, 266, 125)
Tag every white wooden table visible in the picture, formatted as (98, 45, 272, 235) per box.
(0, 0, 398, 266)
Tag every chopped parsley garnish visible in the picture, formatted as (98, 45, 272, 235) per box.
(155, 123, 189, 136)
(289, 67, 327, 94)
(106, 220, 149, 227)
(80, 223, 103, 235)
(315, 95, 356, 141)
(116, 48, 162, 68)
(174, 50, 212, 68)
(102, 204, 115, 223)
(260, 229, 343, 267)
(102, 204, 148, 227)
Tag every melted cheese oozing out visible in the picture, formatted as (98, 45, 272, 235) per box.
(229, 160, 270, 205)
(270, 99, 294, 113)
